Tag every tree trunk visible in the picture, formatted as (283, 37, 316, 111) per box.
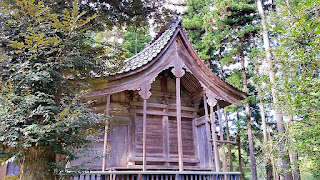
(240, 49, 257, 180)
(255, 63, 273, 180)
(287, 115, 301, 180)
(237, 134, 243, 180)
(20, 146, 56, 180)
(256, 0, 293, 179)
(290, 151, 301, 180)
(268, 129, 279, 180)
(258, 87, 273, 180)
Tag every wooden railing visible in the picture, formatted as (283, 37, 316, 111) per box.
(72, 171, 241, 180)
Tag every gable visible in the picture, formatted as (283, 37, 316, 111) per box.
(87, 20, 247, 108)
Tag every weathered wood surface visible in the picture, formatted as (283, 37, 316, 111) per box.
(195, 120, 213, 169)
(69, 141, 104, 170)
(127, 157, 199, 163)
(70, 21, 248, 173)
(72, 170, 242, 180)
(133, 109, 197, 119)
(134, 115, 195, 158)
(209, 140, 237, 145)
(162, 108, 170, 161)
(130, 102, 197, 112)
(139, 82, 152, 171)
(174, 76, 184, 171)
(71, 95, 131, 170)
(194, 116, 209, 127)
(135, 114, 163, 156)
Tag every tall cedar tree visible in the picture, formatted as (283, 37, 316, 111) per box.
(182, 0, 214, 65)
(212, 0, 260, 179)
(255, 0, 274, 179)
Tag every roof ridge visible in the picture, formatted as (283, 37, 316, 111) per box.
(149, 19, 182, 45)
(110, 19, 181, 75)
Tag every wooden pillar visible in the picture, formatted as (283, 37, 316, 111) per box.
(139, 83, 152, 171)
(217, 103, 227, 172)
(203, 95, 214, 169)
(176, 77, 183, 171)
(205, 90, 221, 172)
(142, 98, 147, 171)
(210, 106, 221, 172)
(176, 76, 184, 171)
(172, 60, 185, 171)
(102, 94, 111, 171)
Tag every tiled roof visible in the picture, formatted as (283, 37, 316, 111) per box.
(112, 19, 181, 75)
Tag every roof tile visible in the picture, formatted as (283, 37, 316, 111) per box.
(109, 19, 181, 75)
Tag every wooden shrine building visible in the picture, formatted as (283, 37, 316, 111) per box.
(69, 19, 247, 179)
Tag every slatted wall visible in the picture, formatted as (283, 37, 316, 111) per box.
(135, 114, 164, 157)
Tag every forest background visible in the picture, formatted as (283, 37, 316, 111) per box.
(0, 0, 319, 180)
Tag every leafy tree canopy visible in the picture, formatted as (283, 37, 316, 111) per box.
(0, 0, 174, 178)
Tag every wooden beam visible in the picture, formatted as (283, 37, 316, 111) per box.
(191, 90, 206, 102)
(209, 140, 237, 145)
(133, 109, 197, 119)
(210, 106, 220, 172)
(194, 115, 209, 127)
(130, 101, 198, 112)
(126, 165, 202, 170)
(80, 170, 241, 175)
(176, 77, 184, 171)
(127, 157, 200, 163)
(102, 94, 110, 171)
(217, 104, 227, 172)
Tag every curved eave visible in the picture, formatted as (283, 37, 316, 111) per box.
(87, 30, 180, 98)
